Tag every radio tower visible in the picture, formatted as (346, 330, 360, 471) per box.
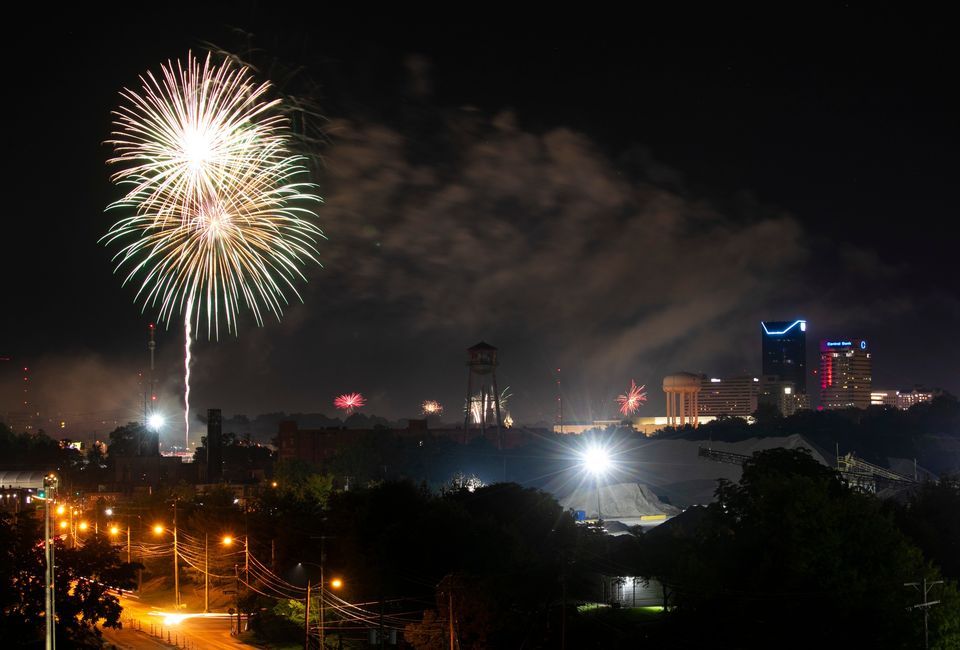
(555, 367, 563, 434)
(148, 323, 156, 413)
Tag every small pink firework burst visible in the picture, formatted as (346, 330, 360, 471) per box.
(334, 392, 366, 413)
(616, 380, 647, 416)
(421, 400, 443, 416)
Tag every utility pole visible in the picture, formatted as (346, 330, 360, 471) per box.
(448, 589, 454, 650)
(204, 534, 209, 613)
(906, 578, 943, 650)
(320, 538, 325, 650)
(304, 579, 311, 650)
(173, 501, 180, 609)
(234, 564, 240, 636)
(43, 474, 58, 650)
(560, 551, 567, 650)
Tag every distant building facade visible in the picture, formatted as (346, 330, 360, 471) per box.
(870, 390, 899, 408)
(553, 416, 720, 437)
(278, 420, 535, 467)
(758, 375, 807, 416)
(761, 320, 807, 396)
(698, 376, 759, 418)
(819, 339, 872, 409)
(897, 387, 941, 410)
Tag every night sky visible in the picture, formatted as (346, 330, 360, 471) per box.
(2, 7, 956, 443)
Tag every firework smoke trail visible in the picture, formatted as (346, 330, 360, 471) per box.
(616, 380, 647, 416)
(183, 302, 193, 449)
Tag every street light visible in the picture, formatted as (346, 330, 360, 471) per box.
(154, 521, 181, 608)
(221, 534, 250, 628)
(299, 558, 343, 648)
(580, 444, 612, 522)
(147, 413, 165, 431)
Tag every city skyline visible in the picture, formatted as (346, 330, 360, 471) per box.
(1, 8, 957, 441)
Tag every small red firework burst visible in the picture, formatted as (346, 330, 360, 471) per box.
(334, 392, 366, 412)
(616, 380, 647, 416)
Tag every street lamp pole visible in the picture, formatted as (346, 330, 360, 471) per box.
(596, 474, 602, 522)
(204, 533, 209, 613)
(43, 474, 58, 650)
(304, 579, 311, 650)
(298, 555, 343, 650)
(320, 537, 325, 650)
(173, 502, 180, 609)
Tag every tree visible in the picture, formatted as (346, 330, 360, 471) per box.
(643, 448, 954, 648)
(0, 513, 139, 647)
(106, 421, 145, 458)
(894, 481, 960, 580)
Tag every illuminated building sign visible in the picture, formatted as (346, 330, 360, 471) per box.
(761, 320, 807, 336)
(825, 341, 852, 347)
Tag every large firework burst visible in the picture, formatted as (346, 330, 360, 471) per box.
(103, 51, 323, 449)
(103, 51, 323, 337)
(616, 380, 647, 416)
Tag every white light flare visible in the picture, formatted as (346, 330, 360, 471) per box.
(581, 445, 612, 476)
(147, 413, 165, 431)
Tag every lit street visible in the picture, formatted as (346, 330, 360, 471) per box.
(101, 596, 252, 650)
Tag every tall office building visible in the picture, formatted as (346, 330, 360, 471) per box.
(761, 320, 807, 396)
(819, 339, 872, 409)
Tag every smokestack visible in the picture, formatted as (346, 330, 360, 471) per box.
(206, 408, 223, 481)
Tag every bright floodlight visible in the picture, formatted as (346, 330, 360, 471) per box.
(147, 413, 165, 431)
(582, 446, 612, 476)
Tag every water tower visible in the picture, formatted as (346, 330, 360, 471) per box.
(663, 372, 702, 427)
(464, 342, 503, 442)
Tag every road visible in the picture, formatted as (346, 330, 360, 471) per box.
(100, 595, 255, 650)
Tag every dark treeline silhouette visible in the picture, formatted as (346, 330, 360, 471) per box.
(658, 395, 960, 471)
